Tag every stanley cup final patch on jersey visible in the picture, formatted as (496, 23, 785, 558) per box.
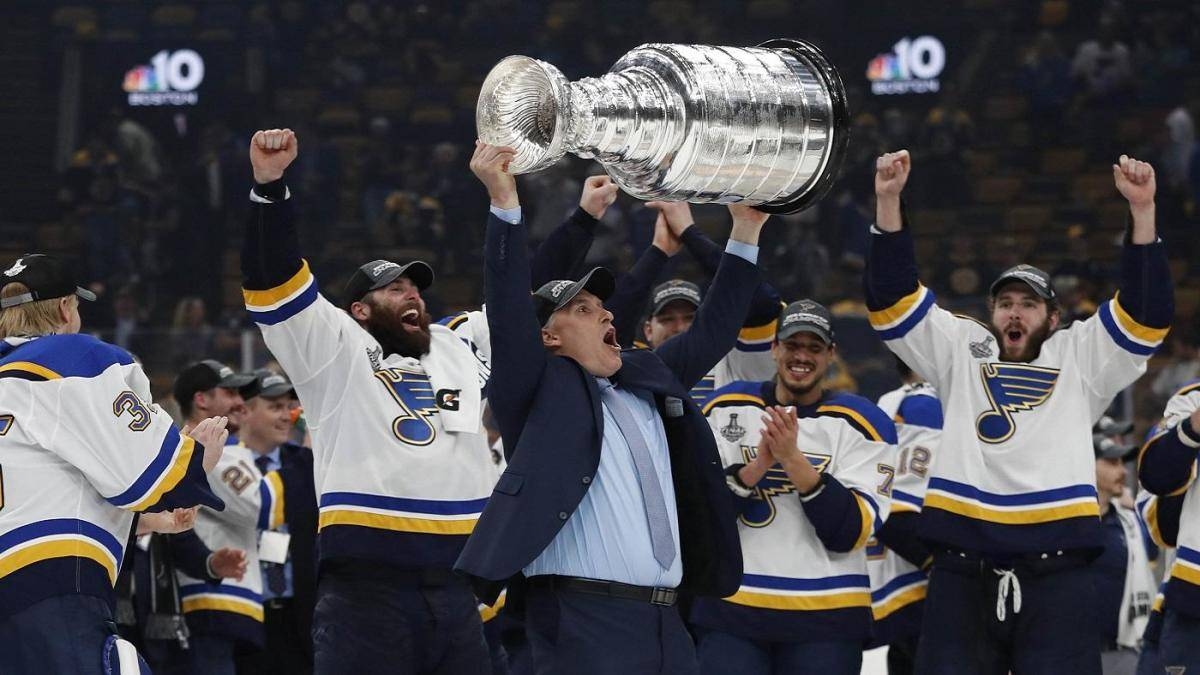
(969, 335, 996, 359)
(975, 363, 1059, 444)
(721, 414, 746, 442)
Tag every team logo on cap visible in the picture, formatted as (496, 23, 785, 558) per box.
(720, 414, 746, 442)
(218, 366, 234, 379)
(654, 285, 701, 305)
(975, 363, 1059, 443)
(548, 280, 573, 298)
(783, 312, 831, 331)
(3, 259, 25, 277)
(371, 261, 401, 277)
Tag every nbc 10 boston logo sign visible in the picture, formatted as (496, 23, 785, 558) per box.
(867, 36, 946, 95)
(122, 49, 205, 106)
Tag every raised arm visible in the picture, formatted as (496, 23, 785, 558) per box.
(653, 200, 784, 327)
(608, 211, 681, 346)
(473, 142, 548, 448)
(240, 129, 361, 398)
(529, 176, 618, 288)
(653, 205, 764, 390)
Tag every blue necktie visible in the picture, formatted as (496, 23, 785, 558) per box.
(254, 455, 287, 596)
(599, 382, 676, 569)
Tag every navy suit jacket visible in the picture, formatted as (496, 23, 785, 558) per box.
(279, 442, 318, 657)
(455, 213, 757, 605)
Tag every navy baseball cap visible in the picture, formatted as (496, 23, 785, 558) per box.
(533, 267, 615, 326)
(1093, 415, 1135, 460)
(776, 299, 834, 345)
(173, 360, 260, 406)
(254, 369, 295, 399)
(650, 280, 702, 316)
(343, 259, 434, 308)
(0, 254, 97, 308)
(990, 264, 1056, 301)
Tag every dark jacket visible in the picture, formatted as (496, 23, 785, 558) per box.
(278, 442, 318, 657)
(455, 212, 758, 604)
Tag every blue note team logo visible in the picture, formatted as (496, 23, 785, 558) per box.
(375, 368, 441, 446)
(867, 36, 946, 95)
(739, 446, 831, 528)
(123, 49, 205, 106)
(975, 363, 1059, 444)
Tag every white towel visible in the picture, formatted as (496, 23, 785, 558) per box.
(421, 323, 483, 434)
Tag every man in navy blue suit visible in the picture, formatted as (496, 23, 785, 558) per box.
(456, 142, 771, 675)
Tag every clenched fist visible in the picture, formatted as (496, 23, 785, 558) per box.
(580, 175, 620, 220)
(875, 150, 911, 199)
(250, 129, 298, 184)
(1113, 154, 1155, 209)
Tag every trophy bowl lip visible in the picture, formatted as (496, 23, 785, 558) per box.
(753, 37, 851, 215)
(476, 55, 571, 175)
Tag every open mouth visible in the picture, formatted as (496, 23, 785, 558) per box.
(787, 363, 814, 378)
(603, 326, 620, 351)
(1005, 328, 1024, 344)
(400, 308, 422, 332)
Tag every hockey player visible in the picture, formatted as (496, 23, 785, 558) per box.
(0, 253, 227, 672)
(865, 150, 1171, 673)
(867, 358, 943, 674)
(1138, 379, 1200, 671)
(241, 128, 501, 673)
(167, 360, 302, 675)
(693, 299, 897, 674)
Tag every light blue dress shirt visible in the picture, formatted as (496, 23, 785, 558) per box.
(525, 379, 684, 587)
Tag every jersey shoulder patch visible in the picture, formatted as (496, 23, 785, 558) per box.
(0, 334, 132, 380)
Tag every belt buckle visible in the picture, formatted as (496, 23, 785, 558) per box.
(649, 587, 675, 606)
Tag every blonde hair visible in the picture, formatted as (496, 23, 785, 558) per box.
(0, 283, 74, 338)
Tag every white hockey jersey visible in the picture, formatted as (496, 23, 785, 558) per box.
(869, 284, 1165, 554)
(687, 321, 779, 407)
(1139, 380, 1200, 618)
(243, 197, 496, 570)
(0, 334, 221, 619)
(177, 441, 290, 645)
(868, 381, 943, 644)
(689, 380, 897, 643)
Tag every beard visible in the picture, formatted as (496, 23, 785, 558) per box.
(996, 318, 1053, 362)
(364, 303, 433, 358)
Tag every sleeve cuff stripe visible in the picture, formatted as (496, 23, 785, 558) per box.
(872, 289, 936, 341)
(246, 283, 320, 326)
(1099, 302, 1159, 356)
(243, 260, 314, 309)
(869, 285, 928, 330)
(121, 434, 195, 512)
(1111, 293, 1170, 344)
(738, 321, 777, 342)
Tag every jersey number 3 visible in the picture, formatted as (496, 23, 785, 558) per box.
(113, 391, 152, 431)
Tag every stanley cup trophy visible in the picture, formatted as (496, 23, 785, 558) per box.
(477, 38, 849, 213)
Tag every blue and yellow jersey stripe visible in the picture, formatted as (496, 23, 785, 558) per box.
(725, 573, 872, 611)
(1171, 547, 1200, 587)
(851, 490, 877, 550)
(736, 320, 777, 353)
(107, 427, 196, 512)
(924, 478, 1099, 525)
(868, 284, 936, 341)
(1099, 294, 1169, 356)
(701, 390, 766, 416)
(0, 518, 124, 584)
(0, 361, 62, 381)
(257, 471, 286, 531)
(318, 492, 489, 536)
(891, 488, 923, 514)
(871, 570, 928, 621)
(243, 260, 319, 326)
(180, 583, 264, 622)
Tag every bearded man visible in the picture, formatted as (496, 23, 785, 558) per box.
(863, 150, 1172, 674)
(238, 129, 607, 675)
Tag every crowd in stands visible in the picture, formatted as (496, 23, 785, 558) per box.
(32, 0, 1200, 426)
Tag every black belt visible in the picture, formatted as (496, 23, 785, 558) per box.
(528, 575, 678, 606)
(933, 547, 1093, 576)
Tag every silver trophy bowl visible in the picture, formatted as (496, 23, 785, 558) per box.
(477, 38, 848, 214)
